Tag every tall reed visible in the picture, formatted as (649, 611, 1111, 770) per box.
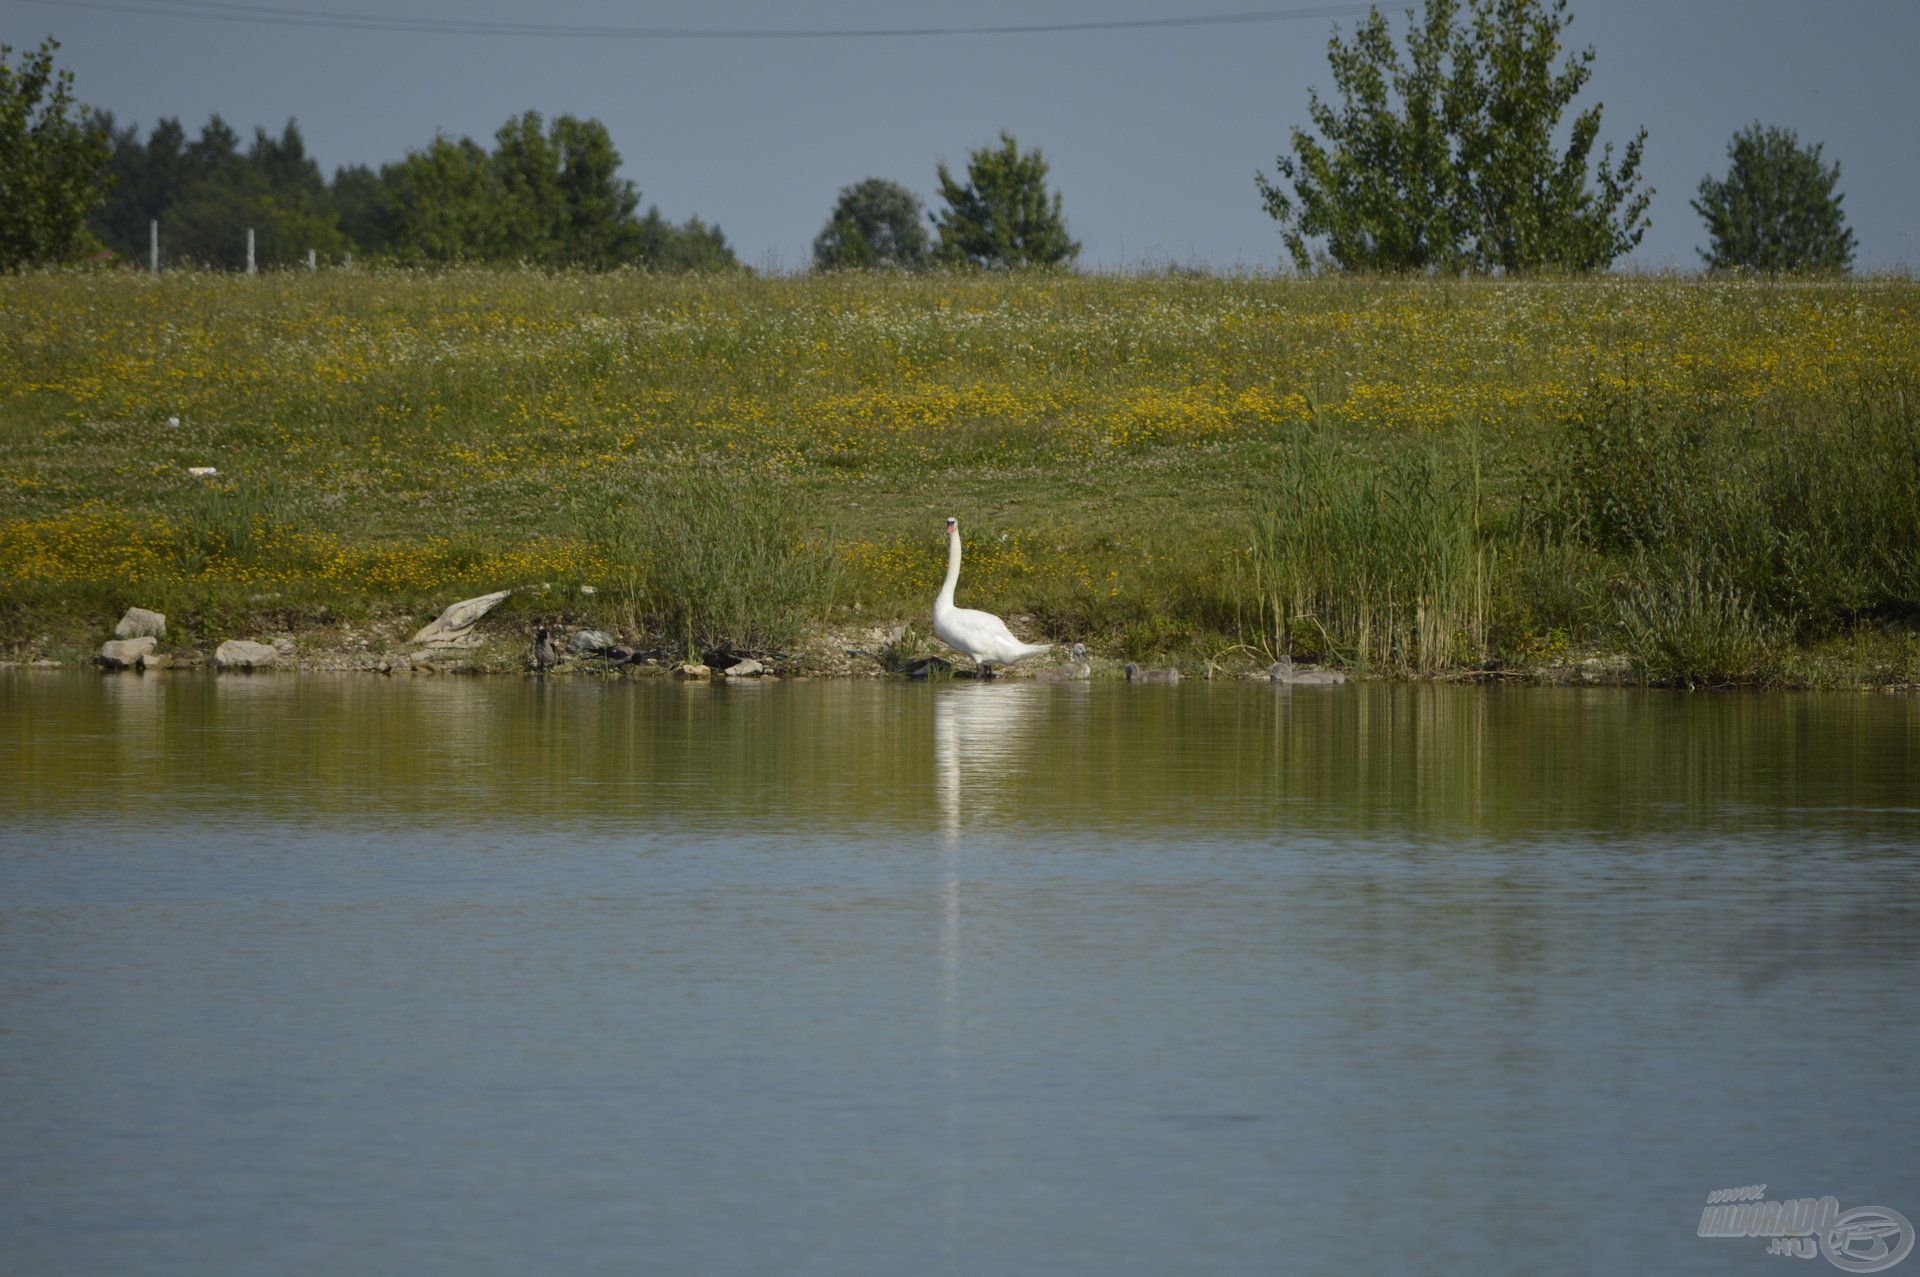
(1248, 429, 1489, 674)
(587, 467, 838, 658)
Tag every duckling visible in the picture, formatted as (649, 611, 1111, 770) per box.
(1267, 656, 1346, 685)
(1124, 662, 1180, 684)
(1036, 643, 1091, 682)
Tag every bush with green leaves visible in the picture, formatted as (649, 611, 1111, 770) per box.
(1692, 123, 1855, 273)
(813, 178, 930, 271)
(1539, 381, 1920, 665)
(1256, 0, 1649, 273)
(0, 37, 112, 269)
(932, 132, 1079, 269)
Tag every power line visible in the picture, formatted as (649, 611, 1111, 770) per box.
(13, 0, 1382, 40)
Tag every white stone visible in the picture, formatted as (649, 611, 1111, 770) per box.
(114, 607, 167, 639)
(215, 639, 279, 670)
(410, 589, 511, 646)
(97, 637, 156, 668)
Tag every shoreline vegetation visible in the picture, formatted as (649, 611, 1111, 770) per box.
(3, 269, 1917, 689)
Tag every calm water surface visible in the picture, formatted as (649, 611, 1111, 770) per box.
(3, 672, 1917, 1275)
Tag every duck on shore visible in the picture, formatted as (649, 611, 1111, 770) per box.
(533, 626, 557, 671)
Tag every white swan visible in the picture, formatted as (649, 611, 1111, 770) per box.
(933, 516, 1052, 675)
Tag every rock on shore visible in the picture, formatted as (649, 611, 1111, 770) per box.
(114, 607, 167, 640)
(411, 590, 511, 647)
(215, 640, 279, 670)
(97, 637, 157, 669)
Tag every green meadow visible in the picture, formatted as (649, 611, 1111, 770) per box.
(3, 269, 1917, 685)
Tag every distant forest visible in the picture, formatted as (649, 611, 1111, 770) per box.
(91, 111, 738, 270)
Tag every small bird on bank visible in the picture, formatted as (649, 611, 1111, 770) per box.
(1125, 662, 1180, 684)
(932, 516, 1053, 676)
(534, 626, 557, 671)
(1267, 656, 1346, 685)
(1036, 643, 1092, 682)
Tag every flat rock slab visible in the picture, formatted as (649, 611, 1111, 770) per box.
(411, 590, 511, 647)
(97, 637, 157, 669)
(676, 663, 711, 679)
(215, 639, 279, 670)
(716, 657, 764, 677)
(114, 607, 167, 639)
(569, 629, 614, 654)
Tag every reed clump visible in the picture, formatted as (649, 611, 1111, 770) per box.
(1249, 429, 1489, 675)
(583, 466, 838, 658)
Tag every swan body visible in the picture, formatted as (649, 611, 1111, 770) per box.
(933, 517, 1052, 673)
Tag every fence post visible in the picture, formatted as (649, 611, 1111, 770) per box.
(307, 248, 317, 271)
(246, 228, 256, 275)
(149, 219, 159, 272)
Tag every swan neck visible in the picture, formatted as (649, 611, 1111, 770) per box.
(937, 532, 961, 608)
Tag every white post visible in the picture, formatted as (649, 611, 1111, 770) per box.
(149, 219, 159, 272)
(306, 248, 316, 271)
(246, 227, 256, 275)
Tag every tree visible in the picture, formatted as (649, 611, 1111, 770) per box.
(1256, 0, 1650, 273)
(381, 134, 505, 264)
(548, 114, 642, 265)
(1692, 123, 1854, 273)
(377, 112, 734, 269)
(330, 162, 387, 253)
(0, 37, 112, 268)
(932, 132, 1079, 269)
(635, 210, 738, 271)
(813, 178, 929, 270)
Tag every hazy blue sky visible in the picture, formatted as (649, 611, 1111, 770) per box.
(10, 0, 1918, 270)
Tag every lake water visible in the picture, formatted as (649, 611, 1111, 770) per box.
(3, 671, 1917, 1275)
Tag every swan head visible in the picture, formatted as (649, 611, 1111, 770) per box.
(943, 516, 957, 538)
(1070, 643, 1088, 663)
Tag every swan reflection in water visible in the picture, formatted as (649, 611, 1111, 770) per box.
(932, 683, 1045, 842)
(932, 682, 1045, 1259)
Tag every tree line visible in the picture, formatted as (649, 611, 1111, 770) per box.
(90, 109, 736, 271)
(3, 0, 1860, 275)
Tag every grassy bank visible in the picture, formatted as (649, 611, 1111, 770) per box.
(3, 269, 1917, 685)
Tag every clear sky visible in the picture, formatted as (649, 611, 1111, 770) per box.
(9, 0, 1918, 271)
